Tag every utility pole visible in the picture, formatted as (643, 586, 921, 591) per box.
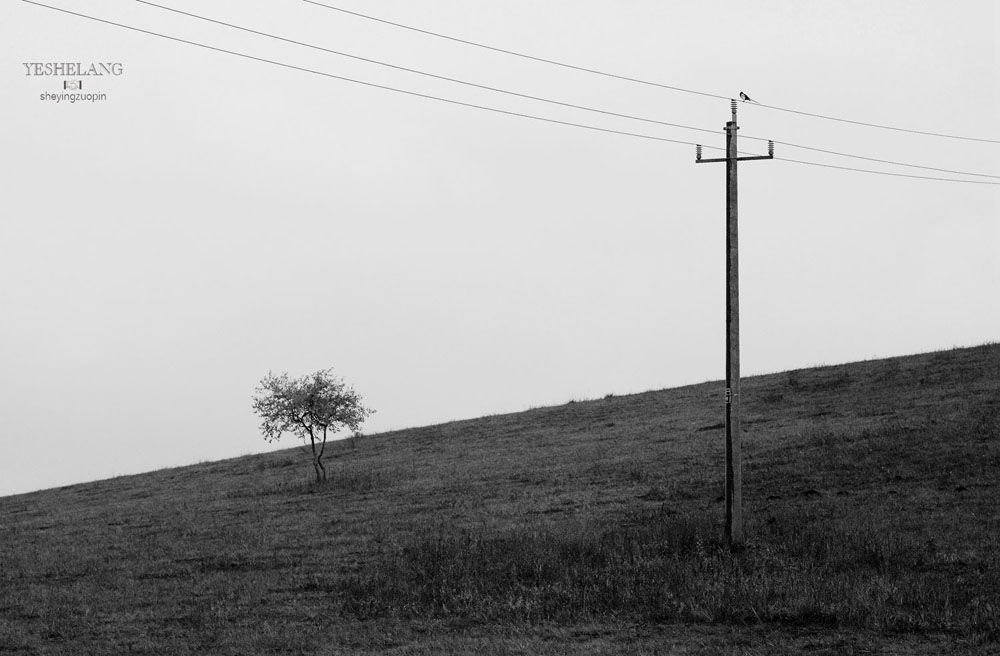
(695, 100, 773, 546)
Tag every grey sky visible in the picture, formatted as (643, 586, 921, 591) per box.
(1, 1, 997, 497)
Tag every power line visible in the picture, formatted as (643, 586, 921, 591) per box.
(138, 1, 1000, 181)
(21, 2, 1000, 186)
(753, 102, 1000, 145)
(136, 0, 721, 138)
(722, 147, 1000, 184)
(21, 1, 705, 149)
(301, 0, 731, 102)
(302, 0, 1000, 146)
(772, 156, 1000, 185)
(742, 136, 1000, 180)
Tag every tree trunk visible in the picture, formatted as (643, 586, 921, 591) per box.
(308, 429, 323, 483)
(316, 426, 328, 482)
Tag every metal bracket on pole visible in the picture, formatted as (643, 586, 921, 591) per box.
(696, 143, 774, 164)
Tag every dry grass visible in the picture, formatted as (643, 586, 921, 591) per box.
(0, 343, 998, 654)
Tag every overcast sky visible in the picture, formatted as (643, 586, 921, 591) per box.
(1, 1, 997, 497)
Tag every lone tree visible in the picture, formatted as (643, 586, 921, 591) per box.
(252, 368, 374, 482)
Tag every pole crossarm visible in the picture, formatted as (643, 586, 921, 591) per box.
(696, 143, 774, 164)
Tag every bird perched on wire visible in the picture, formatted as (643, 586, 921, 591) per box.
(739, 91, 760, 104)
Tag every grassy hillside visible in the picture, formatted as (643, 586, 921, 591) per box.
(1, 344, 998, 655)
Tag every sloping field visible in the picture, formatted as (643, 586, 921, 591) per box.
(1, 344, 998, 654)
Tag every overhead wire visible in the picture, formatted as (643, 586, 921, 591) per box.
(300, 0, 732, 102)
(141, 0, 1000, 181)
(770, 157, 1000, 185)
(302, 0, 1000, 146)
(740, 136, 1000, 180)
(21, 1, 707, 150)
(135, 0, 722, 139)
(21, 1, 1000, 186)
(753, 102, 1000, 144)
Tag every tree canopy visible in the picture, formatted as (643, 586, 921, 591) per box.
(252, 369, 374, 482)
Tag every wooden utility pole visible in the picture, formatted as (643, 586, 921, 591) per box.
(695, 100, 773, 546)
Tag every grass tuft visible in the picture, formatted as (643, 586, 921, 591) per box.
(340, 510, 997, 638)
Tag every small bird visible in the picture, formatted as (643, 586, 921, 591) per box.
(739, 91, 760, 104)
